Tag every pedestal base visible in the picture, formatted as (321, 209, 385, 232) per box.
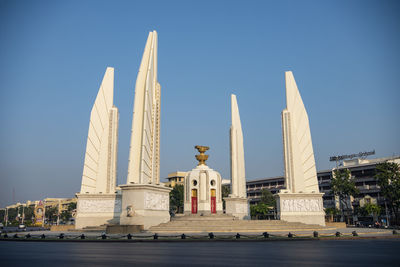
(119, 184, 172, 230)
(224, 197, 249, 220)
(276, 192, 325, 226)
(75, 193, 121, 229)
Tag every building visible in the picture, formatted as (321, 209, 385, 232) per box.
(164, 172, 187, 187)
(247, 156, 400, 215)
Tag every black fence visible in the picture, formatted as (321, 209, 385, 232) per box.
(0, 230, 398, 242)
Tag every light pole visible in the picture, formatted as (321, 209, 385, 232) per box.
(22, 205, 25, 224)
(385, 200, 390, 227)
(57, 200, 60, 226)
(4, 208, 8, 227)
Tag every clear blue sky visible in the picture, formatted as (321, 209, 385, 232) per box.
(0, 0, 399, 207)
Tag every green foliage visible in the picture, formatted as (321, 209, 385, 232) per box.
(67, 202, 77, 211)
(45, 206, 58, 224)
(331, 169, 359, 201)
(260, 189, 276, 207)
(364, 203, 381, 216)
(0, 209, 5, 224)
(5, 208, 20, 226)
(375, 162, 400, 214)
(331, 168, 359, 223)
(325, 207, 341, 222)
(325, 207, 340, 216)
(357, 203, 381, 218)
(60, 203, 76, 223)
(221, 184, 230, 199)
(250, 203, 270, 218)
(169, 184, 184, 213)
(22, 205, 35, 226)
(250, 189, 276, 219)
(221, 184, 231, 210)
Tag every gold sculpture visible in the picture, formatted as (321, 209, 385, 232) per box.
(195, 145, 209, 166)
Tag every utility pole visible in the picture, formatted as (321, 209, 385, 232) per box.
(57, 200, 60, 226)
(22, 205, 25, 224)
(385, 200, 390, 227)
(4, 208, 8, 227)
(42, 204, 46, 227)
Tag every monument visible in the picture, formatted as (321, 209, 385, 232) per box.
(118, 30, 172, 229)
(224, 94, 249, 219)
(276, 71, 325, 226)
(75, 67, 121, 229)
(184, 146, 223, 215)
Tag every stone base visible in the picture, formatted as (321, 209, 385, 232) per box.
(75, 193, 121, 229)
(276, 192, 325, 226)
(106, 224, 144, 234)
(224, 197, 249, 220)
(119, 184, 172, 230)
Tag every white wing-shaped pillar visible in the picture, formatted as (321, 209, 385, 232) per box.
(281, 71, 319, 193)
(80, 67, 119, 194)
(127, 31, 160, 185)
(119, 31, 171, 230)
(225, 94, 249, 220)
(230, 94, 246, 198)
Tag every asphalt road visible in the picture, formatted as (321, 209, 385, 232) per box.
(1, 239, 400, 266)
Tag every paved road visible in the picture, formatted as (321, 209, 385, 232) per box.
(1, 239, 400, 266)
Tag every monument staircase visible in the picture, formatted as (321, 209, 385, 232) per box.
(73, 224, 108, 232)
(149, 214, 332, 233)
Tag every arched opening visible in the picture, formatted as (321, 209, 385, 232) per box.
(191, 189, 198, 214)
(210, 189, 216, 214)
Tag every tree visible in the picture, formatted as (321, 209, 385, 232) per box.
(260, 189, 276, 207)
(6, 208, 19, 226)
(375, 162, 400, 224)
(250, 203, 270, 219)
(22, 205, 35, 226)
(325, 207, 340, 222)
(0, 209, 5, 224)
(45, 206, 58, 225)
(250, 189, 276, 220)
(222, 184, 230, 199)
(169, 184, 184, 214)
(60, 202, 77, 223)
(221, 184, 231, 211)
(365, 203, 381, 222)
(331, 168, 359, 223)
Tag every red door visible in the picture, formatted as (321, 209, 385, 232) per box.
(211, 189, 216, 213)
(191, 189, 197, 214)
(211, 197, 216, 213)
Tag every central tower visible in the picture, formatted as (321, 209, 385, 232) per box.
(184, 146, 223, 215)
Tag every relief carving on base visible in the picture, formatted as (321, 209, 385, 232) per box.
(78, 199, 121, 213)
(144, 192, 169, 210)
(281, 198, 322, 212)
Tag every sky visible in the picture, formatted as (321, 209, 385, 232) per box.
(0, 0, 399, 207)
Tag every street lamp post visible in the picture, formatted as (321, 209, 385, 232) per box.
(4, 208, 8, 227)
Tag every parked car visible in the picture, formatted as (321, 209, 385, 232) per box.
(18, 224, 26, 231)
